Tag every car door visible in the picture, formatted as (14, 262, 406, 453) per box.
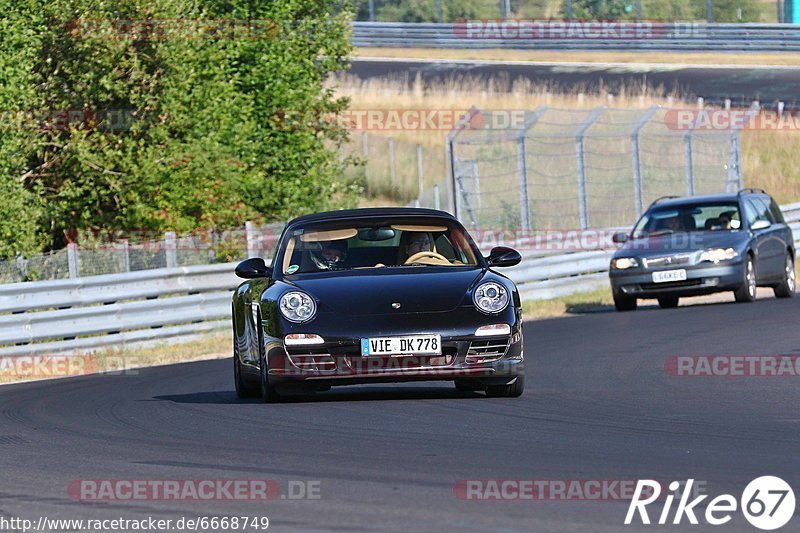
(745, 197, 782, 280)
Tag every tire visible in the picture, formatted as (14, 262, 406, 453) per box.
(485, 376, 525, 398)
(773, 253, 795, 298)
(454, 379, 480, 392)
(233, 318, 258, 398)
(657, 296, 679, 309)
(734, 256, 757, 303)
(613, 292, 637, 312)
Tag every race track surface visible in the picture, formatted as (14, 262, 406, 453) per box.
(2, 296, 799, 532)
(348, 58, 800, 108)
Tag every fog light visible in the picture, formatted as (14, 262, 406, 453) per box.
(475, 324, 511, 337)
(285, 333, 324, 346)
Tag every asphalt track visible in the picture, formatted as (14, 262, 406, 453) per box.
(348, 58, 800, 108)
(2, 296, 800, 532)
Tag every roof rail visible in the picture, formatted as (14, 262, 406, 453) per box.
(738, 188, 767, 195)
(649, 195, 680, 207)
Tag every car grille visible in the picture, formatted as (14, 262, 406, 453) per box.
(643, 254, 692, 268)
(639, 279, 704, 290)
(466, 337, 510, 363)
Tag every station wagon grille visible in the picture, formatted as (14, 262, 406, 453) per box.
(466, 337, 510, 363)
(643, 254, 691, 268)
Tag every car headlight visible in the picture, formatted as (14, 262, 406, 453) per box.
(611, 257, 639, 270)
(698, 248, 738, 264)
(279, 291, 317, 323)
(473, 282, 509, 314)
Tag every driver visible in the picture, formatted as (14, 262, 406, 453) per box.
(404, 232, 433, 261)
(310, 239, 348, 270)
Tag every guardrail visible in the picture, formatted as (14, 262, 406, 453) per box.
(1, 202, 798, 356)
(353, 22, 800, 52)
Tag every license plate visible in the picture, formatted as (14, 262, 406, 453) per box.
(361, 335, 441, 356)
(652, 269, 687, 283)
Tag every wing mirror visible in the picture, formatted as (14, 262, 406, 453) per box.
(612, 232, 629, 244)
(750, 220, 771, 231)
(486, 246, 522, 268)
(235, 257, 271, 279)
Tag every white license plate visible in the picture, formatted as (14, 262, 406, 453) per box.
(652, 269, 687, 283)
(361, 335, 441, 356)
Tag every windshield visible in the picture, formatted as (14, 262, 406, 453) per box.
(277, 220, 480, 275)
(632, 202, 741, 238)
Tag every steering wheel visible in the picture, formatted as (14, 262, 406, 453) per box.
(404, 251, 450, 265)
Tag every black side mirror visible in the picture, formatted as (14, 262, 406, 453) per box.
(486, 246, 522, 268)
(612, 232, 629, 244)
(235, 257, 271, 279)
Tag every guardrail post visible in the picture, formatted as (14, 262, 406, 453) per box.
(575, 107, 605, 230)
(67, 243, 79, 279)
(630, 106, 660, 218)
(164, 231, 177, 268)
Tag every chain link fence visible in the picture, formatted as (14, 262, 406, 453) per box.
(447, 105, 745, 231)
(0, 223, 286, 284)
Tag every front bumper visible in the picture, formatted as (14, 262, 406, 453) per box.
(609, 261, 744, 298)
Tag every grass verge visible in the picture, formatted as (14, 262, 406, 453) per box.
(522, 287, 614, 320)
(355, 48, 800, 67)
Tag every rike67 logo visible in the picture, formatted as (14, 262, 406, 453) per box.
(625, 477, 795, 530)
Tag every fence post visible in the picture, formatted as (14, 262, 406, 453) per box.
(684, 125, 695, 196)
(516, 137, 531, 231)
(575, 107, 605, 230)
(416, 144, 424, 203)
(630, 106, 660, 218)
(164, 231, 177, 268)
(245, 221, 259, 258)
(120, 239, 130, 272)
(434, 184, 441, 210)
(446, 107, 481, 218)
(726, 132, 743, 192)
(362, 132, 369, 183)
(389, 138, 396, 188)
(67, 243, 80, 279)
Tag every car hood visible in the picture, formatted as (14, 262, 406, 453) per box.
(614, 231, 747, 258)
(283, 267, 486, 315)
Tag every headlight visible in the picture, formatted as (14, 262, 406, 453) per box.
(279, 291, 317, 323)
(611, 257, 639, 270)
(698, 248, 738, 264)
(473, 282, 509, 314)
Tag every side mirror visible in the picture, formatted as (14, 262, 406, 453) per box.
(486, 246, 522, 268)
(750, 220, 771, 231)
(612, 232, 629, 244)
(235, 257, 271, 279)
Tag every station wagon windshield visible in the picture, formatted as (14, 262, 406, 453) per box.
(632, 202, 742, 238)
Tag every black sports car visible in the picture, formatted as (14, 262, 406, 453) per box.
(232, 207, 525, 402)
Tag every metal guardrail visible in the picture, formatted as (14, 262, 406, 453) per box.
(353, 22, 800, 52)
(1, 202, 798, 356)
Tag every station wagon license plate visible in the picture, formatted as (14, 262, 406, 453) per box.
(361, 335, 441, 356)
(652, 269, 687, 283)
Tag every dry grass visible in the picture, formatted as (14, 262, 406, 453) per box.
(355, 47, 800, 67)
(522, 287, 614, 320)
(0, 332, 230, 385)
(331, 75, 800, 206)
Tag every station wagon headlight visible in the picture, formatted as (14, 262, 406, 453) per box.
(473, 282, 509, 314)
(698, 248, 738, 264)
(611, 257, 639, 270)
(279, 291, 316, 323)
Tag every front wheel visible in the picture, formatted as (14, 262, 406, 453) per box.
(259, 351, 282, 403)
(613, 292, 637, 311)
(657, 296, 679, 309)
(734, 256, 757, 303)
(774, 253, 795, 298)
(485, 376, 525, 398)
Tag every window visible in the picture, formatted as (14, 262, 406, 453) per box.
(633, 202, 742, 237)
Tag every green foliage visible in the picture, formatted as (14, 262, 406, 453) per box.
(0, 0, 359, 257)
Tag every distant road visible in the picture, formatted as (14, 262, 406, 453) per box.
(348, 57, 800, 109)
